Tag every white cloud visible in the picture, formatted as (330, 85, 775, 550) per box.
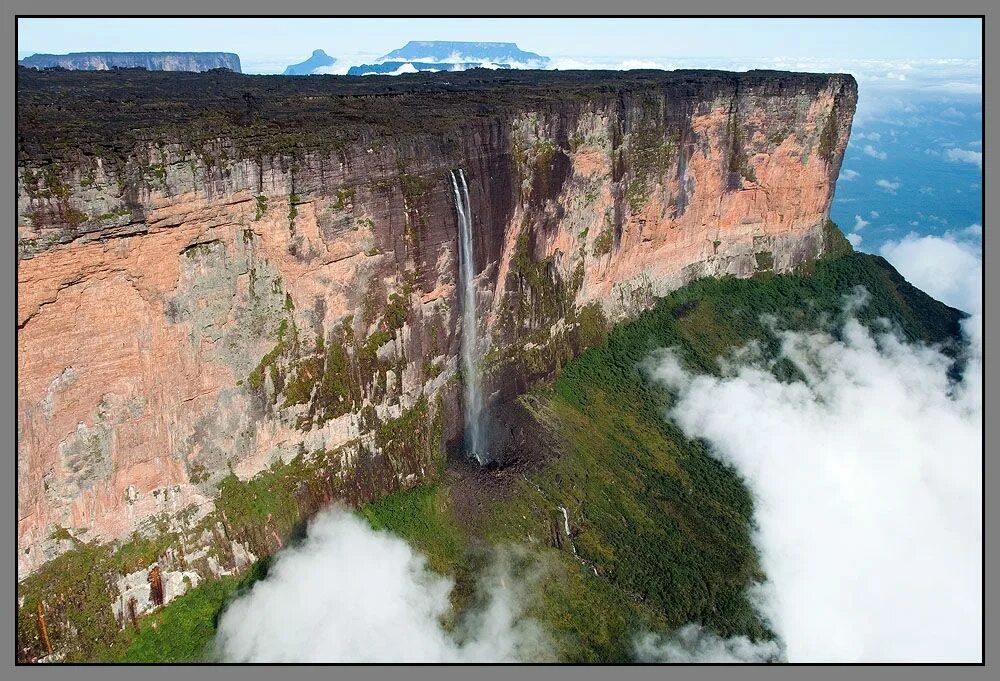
(944, 148, 983, 168)
(853, 215, 870, 231)
(880, 231, 982, 315)
(841, 169, 860, 181)
(863, 145, 888, 160)
(635, 624, 782, 663)
(964, 224, 982, 237)
(846, 232, 863, 248)
(364, 63, 425, 76)
(647, 291, 982, 663)
(876, 179, 901, 194)
(213, 507, 549, 662)
(312, 64, 353, 75)
(940, 107, 966, 119)
(922, 81, 981, 96)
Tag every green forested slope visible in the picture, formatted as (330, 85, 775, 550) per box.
(34, 239, 965, 663)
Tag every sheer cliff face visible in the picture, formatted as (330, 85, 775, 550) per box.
(17, 70, 856, 575)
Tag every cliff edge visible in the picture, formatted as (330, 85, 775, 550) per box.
(16, 68, 857, 583)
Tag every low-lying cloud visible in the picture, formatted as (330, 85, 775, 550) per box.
(213, 507, 549, 662)
(647, 291, 982, 663)
(880, 229, 982, 315)
(634, 623, 783, 663)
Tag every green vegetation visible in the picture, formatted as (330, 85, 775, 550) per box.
(182, 241, 217, 259)
(383, 283, 413, 334)
(331, 187, 355, 210)
(17, 541, 129, 662)
(122, 572, 257, 662)
(97, 207, 132, 221)
(63, 207, 89, 225)
(145, 163, 168, 188)
(18, 68, 843, 173)
(755, 250, 774, 271)
(253, 194, 268, 221)
(592, 222, 614, 257)
(362, 485, 465, 577)
(475, 246, 962, 658)
(21, 164, 72, 200)
(18, 219, 963, 662)
(287, 194, 299, 233)
(818, 99, 840, 162)
(727, 116, 757, 184)
(400, 174, 436, 201)
(242, 274, 417, 431)
(623, 113, 680, 211)
(822, 217, 855, 259)
(576, 302, 609, 350)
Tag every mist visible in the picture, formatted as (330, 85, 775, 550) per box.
(879, 228, 982, 316)
(212, 507, 549, 662)
(634, 623, 783, 663)
(646, 290, 982, 662)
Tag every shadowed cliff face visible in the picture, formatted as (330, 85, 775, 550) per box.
(16, 69, 856, 578)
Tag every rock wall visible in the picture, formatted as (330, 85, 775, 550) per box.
(16, 69, 857, 577)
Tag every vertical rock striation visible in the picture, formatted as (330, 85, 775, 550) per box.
(16, 69, 857, 578)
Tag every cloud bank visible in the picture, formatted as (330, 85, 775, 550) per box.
(213, 507, 548, 662)
(647, 292, 982, 663)
(635, 623, 783, 663)
(880, 229, 982, 315)
(944, 147, 983, 168)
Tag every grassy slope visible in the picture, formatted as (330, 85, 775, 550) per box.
(471, 250, 964, 659)
(107, 248, 965, 662)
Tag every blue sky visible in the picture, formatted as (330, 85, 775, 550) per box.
(18, 18, 982, 73)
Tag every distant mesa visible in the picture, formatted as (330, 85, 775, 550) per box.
(283, 49, 336, 75)
(381, 41, 549, 66)
(347, 61, 512, 76)
(18, 52, 241, 73)
(346, 41, 548, 77)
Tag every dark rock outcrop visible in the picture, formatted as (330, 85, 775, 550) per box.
(347, 61, 512, 75)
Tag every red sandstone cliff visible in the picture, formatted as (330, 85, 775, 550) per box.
(16, 69, 857, 578)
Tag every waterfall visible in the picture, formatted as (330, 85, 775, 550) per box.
(450, 169, 486, 464)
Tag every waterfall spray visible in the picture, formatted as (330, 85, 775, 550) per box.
(451, 169, 486, 464)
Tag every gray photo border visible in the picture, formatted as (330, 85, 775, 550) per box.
(1, 2, 994, 680)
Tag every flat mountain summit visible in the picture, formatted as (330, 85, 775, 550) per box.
(381, 40, 549, 65)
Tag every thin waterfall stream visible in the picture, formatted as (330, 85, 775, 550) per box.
(450, 169, 486, 464)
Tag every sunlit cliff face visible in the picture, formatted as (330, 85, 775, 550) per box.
(17, 70, 856, 576)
